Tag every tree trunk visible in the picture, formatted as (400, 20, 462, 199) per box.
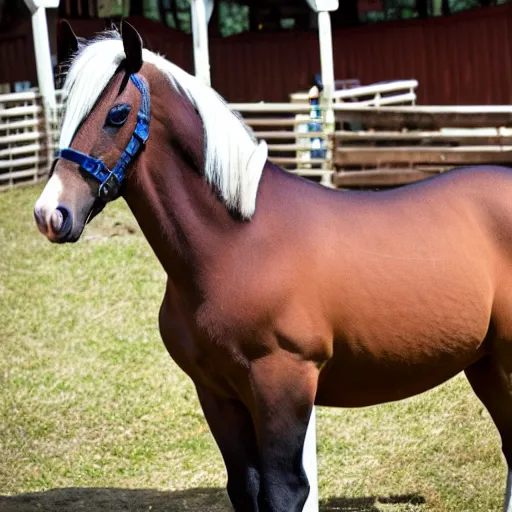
(442, 0, 451, 16)
(432, 0, 442, 16)
(170, 0, 181, 30)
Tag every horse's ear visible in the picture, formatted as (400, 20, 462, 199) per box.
(121, 21, 143, 74)
(57, 20, 79, 64)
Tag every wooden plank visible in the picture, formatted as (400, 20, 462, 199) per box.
(0, 168, 39, 182)
(334, 169, 433, 187)
(291, 80, 418, 103)
(267, 144, 324, 152)
(0, 131, 43, 144)
(415, 164, 456, 172)
(0, 143, 43, 158)
(0, 91, 39, 102)
(289, 169, 332, 177)
(333, 105, 512, 129)
(334, 105, 512, 115)
(254, 131, 328, 139)
(0, 105, 42, 118)
(0, 155, 46, 169)
(269, 157, 327, 165)
(334, 146, 512, 166)
(333, 129, 512, 144)
(343, 92, 416, 108)
(245, 118, 308, 127)
(231, 103, 310, 113)
(0, 119, 39, 131)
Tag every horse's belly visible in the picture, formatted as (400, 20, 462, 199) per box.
(316, 302, 490, 407)
(315, 345, 482, 408)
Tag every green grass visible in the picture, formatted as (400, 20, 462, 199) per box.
(0, 184, 505, 511)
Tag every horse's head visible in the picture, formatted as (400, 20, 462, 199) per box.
(34, 22, 148, 243)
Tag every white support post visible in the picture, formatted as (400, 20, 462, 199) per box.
(25, 0, 59, 176)
(317, 10, 336, 184)
(308, 0, 338, 184)
(24, 0, 58, 110)
(302, 406, 319, 512)
(190, 0, 212, 87)
(306, 0, 338, 102)
(317, 10, 335, 107)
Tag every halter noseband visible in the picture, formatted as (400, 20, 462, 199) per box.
(55, 73, 150, 203)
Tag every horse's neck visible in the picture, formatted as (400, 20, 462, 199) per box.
(123, 81, 241, 297)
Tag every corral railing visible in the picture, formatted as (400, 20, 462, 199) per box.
(230, 101, 333, 186)
(0, 91, 334, 190)
(0, 90, 49, 189)
(331, 104, 512, 188)
(3, 88, 512, 193)
(0, 90, 63, 191)
(290, 79, 419, 107)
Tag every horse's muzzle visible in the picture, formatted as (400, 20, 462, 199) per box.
(34, 205, 75, 243)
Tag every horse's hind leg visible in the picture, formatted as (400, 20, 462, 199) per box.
(465, 353, 512, 512)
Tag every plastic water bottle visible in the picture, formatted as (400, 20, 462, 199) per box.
(308, 86, 325, 159)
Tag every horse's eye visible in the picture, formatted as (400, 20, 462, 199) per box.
(105, 104, 131, 127)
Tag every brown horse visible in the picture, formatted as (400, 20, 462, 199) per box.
(34, 22, 512, 512)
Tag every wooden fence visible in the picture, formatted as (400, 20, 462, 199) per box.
(332, 104, 512, 188)
(2, 88, 512, 192)
(231, 101, 332, 186)
(0, 92, 334, 190)
(0, 91, 49, 189)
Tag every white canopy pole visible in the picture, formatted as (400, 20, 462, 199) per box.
(24, 0, 59, 110)
(306, 0, 338, 186)
(317, 10, 335, 104)
(306, 0, 338, 104)
(189, 0, 214, 87)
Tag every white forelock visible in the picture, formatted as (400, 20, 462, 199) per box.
(59, 33, 267, 218)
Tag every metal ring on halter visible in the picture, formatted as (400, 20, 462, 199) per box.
(54, 73, 150, 203)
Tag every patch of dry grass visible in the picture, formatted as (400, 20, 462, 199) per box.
(0, 185, 506, 511)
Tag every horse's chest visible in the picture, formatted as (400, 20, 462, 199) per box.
(158, 302, 248, 397)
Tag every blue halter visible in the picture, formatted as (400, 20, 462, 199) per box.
(56, 73, 150, 203)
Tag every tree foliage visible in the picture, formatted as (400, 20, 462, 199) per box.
(138, 0, 512, 34)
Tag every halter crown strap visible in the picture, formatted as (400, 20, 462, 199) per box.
(56, 73, 150, 203)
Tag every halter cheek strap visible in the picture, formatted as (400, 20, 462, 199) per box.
(56, 73, 150, 203)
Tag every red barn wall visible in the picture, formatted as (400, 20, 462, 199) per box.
(0, 4, 510, 105)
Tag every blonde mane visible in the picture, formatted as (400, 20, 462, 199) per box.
(59, 33, 267, 218)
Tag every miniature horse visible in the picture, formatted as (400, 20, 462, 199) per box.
(34, 22, 512, 512)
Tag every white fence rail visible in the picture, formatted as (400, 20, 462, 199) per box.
(7, 82, 509, 193)
(0, 91, 49, 189)
(231, 102, 333, 185)
(290, 79, 418, 107)
(0, 90, 334, 191)
(0, 89, 62, 190)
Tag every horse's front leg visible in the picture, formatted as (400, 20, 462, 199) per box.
(196, 386, 260, 511)
(249, 354, 319, 512)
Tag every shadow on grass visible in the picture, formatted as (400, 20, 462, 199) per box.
(0, 487, 425, 511)
(321, 494, 426, 511)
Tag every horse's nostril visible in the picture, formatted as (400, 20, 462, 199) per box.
(55, 206, 73, 238)
(33, 205, 45, 229)
(50, 209, 64, 233)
